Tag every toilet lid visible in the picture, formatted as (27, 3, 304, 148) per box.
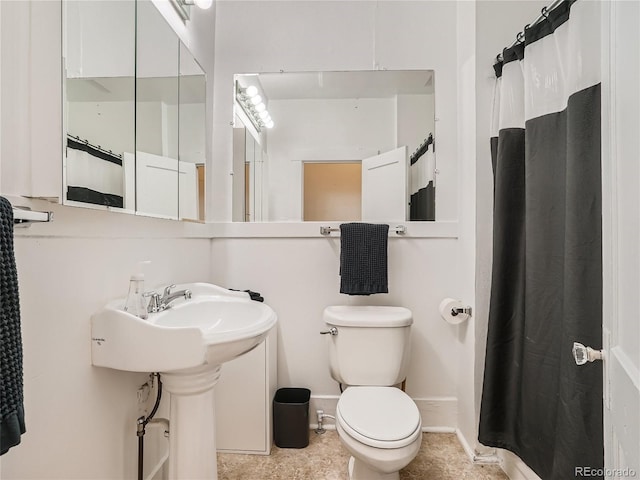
(337, 386, 421, 449)
(323, 306, 413, 327)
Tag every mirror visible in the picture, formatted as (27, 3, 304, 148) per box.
(232, 70, 436, 222)
(135, 0, 180, 219)
(178, 43, 206, 222)
(64, 0, 136, 210)
(63, 0, 205, 221)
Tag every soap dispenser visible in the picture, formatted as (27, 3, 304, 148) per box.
(124, 261, 150, 320)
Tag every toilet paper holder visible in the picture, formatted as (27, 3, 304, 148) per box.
(451, 306, 472, 317)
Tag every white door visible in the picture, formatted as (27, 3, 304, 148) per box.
(135, 151, 198, 220)
(136, 151, 179, 218)
(361, 146, 407, 221)
(601, 2, 640, 477)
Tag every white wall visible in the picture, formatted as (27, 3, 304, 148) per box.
(0, 1, 565, 478)
(3, 217, 211, 479)
(210, 0, 475, 445)
(0, 1, 217, 478)
(455, 0, 478, 456)
(210, 235, 461, 427)
(212, 0, 564, 461)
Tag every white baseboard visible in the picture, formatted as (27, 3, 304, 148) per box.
(309, 394, 458, 432)
(423, 426, 456, 433)
(498, 450, 542, 480)
(415, 396, 458, 431)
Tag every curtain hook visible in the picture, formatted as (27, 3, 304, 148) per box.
(541, 6, 549, 19)
(516, 31, 525, 44)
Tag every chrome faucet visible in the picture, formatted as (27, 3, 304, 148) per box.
(145, 285, 192, 313)
(160, 284, 192, 308)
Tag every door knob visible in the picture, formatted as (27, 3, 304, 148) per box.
(572, 342, 604, 365)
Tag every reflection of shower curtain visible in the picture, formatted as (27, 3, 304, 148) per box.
(479, 2, 603, 479)
(66, 136, 124, 207)
(409, 134, 435, 221)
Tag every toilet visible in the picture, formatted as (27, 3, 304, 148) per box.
(323, 305, 422, 480)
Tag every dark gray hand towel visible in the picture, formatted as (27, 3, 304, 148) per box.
(339, 222, 389, 295)
(0, 197, 26, 455)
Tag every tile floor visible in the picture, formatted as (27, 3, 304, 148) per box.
(217, 431, 508, 480)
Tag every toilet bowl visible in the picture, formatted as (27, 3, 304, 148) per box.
(335, 387, 422, 480)
(323, 306, 422, 479)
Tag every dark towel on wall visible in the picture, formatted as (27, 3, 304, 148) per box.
(0, 197, 26, 455)
(339, 223, 389, 295)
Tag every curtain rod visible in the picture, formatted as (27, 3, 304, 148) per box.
(410, 133, 434, 165)
(320, 225, 406, 236)
(67, 134, 123, 160)
(498, 0, 565, 60)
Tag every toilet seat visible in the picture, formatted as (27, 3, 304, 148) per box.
(336, 386, 421, 449)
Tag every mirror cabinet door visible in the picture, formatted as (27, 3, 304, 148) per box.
(64, 0, 135, 211)
(63, 0, 206, 221)
(135, 0, 180, 219)
(178, 42, 206, 222)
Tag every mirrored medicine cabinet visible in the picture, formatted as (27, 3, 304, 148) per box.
(63, 0, 206, 221)
(233, 70, 436, 223)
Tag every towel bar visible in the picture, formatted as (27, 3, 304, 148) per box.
(320, 225, 406, 236)
(13, 207, 53, 227)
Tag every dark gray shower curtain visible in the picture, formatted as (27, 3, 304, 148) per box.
(479, 2, 604, 479)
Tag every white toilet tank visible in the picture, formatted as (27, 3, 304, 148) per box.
(323, 306, 412, 386)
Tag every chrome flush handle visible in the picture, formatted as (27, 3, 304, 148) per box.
(320, 327, 338, 336)
(572, 342, 604, 365)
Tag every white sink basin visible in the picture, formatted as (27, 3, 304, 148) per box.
(91, 283, 277, 373)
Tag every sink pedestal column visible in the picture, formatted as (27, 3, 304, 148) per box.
(161, 365, 222, 480)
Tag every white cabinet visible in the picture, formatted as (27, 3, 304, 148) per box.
(1, 1, 61, 199)
(214, 328, 277, 454)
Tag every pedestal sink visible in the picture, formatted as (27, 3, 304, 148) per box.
(91, 283, 277, 480)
